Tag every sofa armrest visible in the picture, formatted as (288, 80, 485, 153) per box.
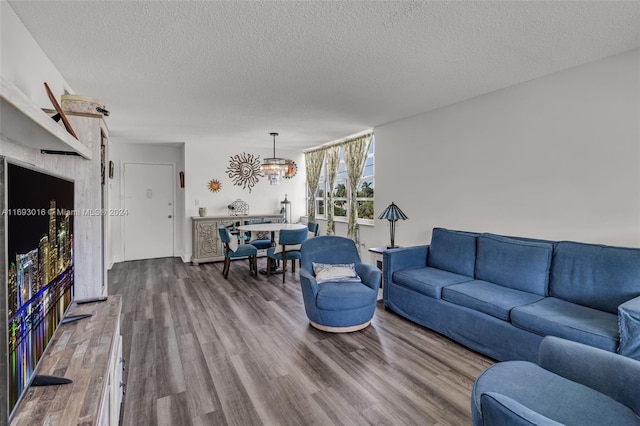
(538, 336, 640, 416)
(382, 245, 428, 305)
(480, 392, 563, 426)
(618, 295, 640, 360)
(355, 263, 382, 292)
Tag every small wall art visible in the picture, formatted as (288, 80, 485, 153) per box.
(208, 179, 222, 192)
(284, 160, 297, 179)
(226, 152, 263, 193)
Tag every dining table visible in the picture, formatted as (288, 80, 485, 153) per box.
(236, 222, 308, 274)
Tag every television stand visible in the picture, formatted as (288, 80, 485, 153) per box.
(31, 375, 73, 386)
(10, 295, 124, 425)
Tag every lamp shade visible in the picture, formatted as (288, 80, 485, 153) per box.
(378, 202, 408, 248)
(378, 202, 408, 221)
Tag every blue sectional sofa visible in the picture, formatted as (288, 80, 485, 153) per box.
(472, 336, 640, 425)
(382, 228, 640, 362)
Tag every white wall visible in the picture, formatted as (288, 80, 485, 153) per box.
(184, 140, 306, 260)
(0, 2, 81, 184)
(364, 48, 640, 249)
(1, 3, 73, 107)
(108, 143, 186, 264)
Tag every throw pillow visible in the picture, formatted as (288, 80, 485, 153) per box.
(312, 262, 361, 284)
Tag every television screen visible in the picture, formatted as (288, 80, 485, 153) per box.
(5, 161, 74, 416)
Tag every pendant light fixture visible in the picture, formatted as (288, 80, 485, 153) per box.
(261, 132, 291, 185)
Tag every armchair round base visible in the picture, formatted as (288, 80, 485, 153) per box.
(309, 320, 371, 333)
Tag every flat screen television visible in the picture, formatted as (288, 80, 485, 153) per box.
(2, 158, 74, 420)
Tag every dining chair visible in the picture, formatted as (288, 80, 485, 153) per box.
(246, 220, 274, 250)
(307, 221, 320, 237)
(266, 227, 308, 283)
(218, 226, 258, 279)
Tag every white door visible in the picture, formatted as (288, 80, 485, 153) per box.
(123, 163, 174, 261)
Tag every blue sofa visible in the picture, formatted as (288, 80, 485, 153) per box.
(472, 336, 640, 425)
(383, 228, 640, 362)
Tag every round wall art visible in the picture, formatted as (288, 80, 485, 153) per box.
(284, 160, 298, 179)
(226, 152, 263, 193)
(208, 179, 222, 192)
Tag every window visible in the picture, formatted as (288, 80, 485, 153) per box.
(332, 158, 348, 219)
(315, 167, 325, 217)
(307, 136, 374, 224)
(357, 140, 375, 221)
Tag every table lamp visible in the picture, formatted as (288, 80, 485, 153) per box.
(378, 202, 408, 248)
(280, 193, 291, 223)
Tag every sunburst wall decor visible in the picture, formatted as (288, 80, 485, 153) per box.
(226, 152, 263, 193)
(208, 179, 222, 192)
(284, 161, 298, 179)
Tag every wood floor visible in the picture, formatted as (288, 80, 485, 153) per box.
(108, 257, 494, 426)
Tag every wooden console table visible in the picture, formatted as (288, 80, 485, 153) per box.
(11, 295, 124, 426)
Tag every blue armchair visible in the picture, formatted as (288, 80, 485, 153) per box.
(299, 236, 381, 332)
(472, 336, 640, 425)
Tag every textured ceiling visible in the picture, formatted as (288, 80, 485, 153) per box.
(7, 1, 640, 150)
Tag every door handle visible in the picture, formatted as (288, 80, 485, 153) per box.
(168, 215, 173, 219)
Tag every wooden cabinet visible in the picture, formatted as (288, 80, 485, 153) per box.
(11, 296, 124, 426)
(191, 214, 282, 264)
(99, 335, 123, 426)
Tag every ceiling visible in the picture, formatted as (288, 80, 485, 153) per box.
(7, 1, 640, 150)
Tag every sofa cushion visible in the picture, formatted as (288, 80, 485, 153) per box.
(393, 267, 473, 299)
(476, 234, 553, 296)
(511, 297, 618, 352)
(427, 228, 478, 277)
(442, 280, 544, 321)
(473, 361, 640, 426)
(550, 241, 640, 314)
(316, 281, 377, 310)
(249, 239, 272, 250)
